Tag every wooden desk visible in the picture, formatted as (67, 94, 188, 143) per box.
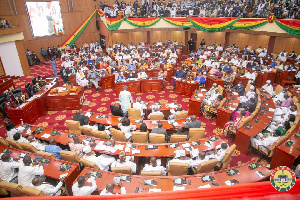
(235, 92, 275, 155)
(233, 76, 248, 87)
(141, 79, 162, 93)
(275, 70, 296, 86)
(205, 76, 224, 90)
(7, 84, 55, 125)
(101, 74, 115, 88)
(255, 72, 276, 88)
(188, 90, 205, 117)
(46, 86, 84, 111)
(0, 78, 14, 94)
(216, 92, 240, 128)
(19, 124, 223, 158)
(270, 125, 300, 169)
(76, 161, 270, 194)
(0, 145, 80, 196)
(115, 80, 141, 96)
(144, 69, 160, 78)
(175, 79, 199, 97)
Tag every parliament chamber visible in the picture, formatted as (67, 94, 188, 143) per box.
(0, 0, 300, 199)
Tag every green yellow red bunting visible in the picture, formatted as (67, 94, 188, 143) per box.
(97, 9, 104, 17)
(162, 17, 193, 28)
(124, 17, 160, 28)
(275, 19, 300, 37)
(231, 18, 268, 30)
(105, 15, 123, 31)
(188, 17, 239, 32)
(61, 10, 97, 48)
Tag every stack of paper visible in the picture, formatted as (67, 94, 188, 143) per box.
(60, 173, 68, 179)
(41, 133, 51, 138)
(149, 188, 161, 193)
(132, 149, 140, 154)
(198, 184, 211, 189)
(173, 186, 185, 191)
(115, 144, 124, 151)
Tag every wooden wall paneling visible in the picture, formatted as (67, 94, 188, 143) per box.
(228, 32, 269, 51)
(15, 40, 31, 76)
(267, 36, 276, 54)
(196, 31, 225, 48)
(273, 37, 300, 55)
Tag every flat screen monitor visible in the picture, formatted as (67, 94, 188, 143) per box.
(25, 1, 64, 37)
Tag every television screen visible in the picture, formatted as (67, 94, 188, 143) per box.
(25, 1, 64, 37)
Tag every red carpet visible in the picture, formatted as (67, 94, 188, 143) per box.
(0, 61, 270, 168)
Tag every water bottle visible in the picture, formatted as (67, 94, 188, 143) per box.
(289, 146, 293, 154)
(20, 119, 23, 126)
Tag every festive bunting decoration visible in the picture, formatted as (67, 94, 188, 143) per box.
(104, 15, 123, 31)
(61, 10, 97, 48)
(275, 19, 300, 37)
(188, 17, 239, 32)
(162, 17, 193, 28)
(97, 9, 104, 17)
(231, 18, 268, 30)
(124, 17, 161, 28)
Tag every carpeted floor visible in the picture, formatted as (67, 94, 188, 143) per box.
(0, 59, 269, 168)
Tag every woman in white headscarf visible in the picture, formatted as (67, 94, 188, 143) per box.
(76, 69, 89, 87)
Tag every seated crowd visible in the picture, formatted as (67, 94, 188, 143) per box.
(100, 0, 300, 19)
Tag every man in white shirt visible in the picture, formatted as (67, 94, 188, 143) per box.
(262, 80, 275, 97)
(243, 70, 256, 84)
(148, 107, 163, 119)
(6, 121, 24, 139)
(138, 70, 148, 79)
(190, 151, 209, 169)
(0, 153, 20, 183)
(13, 132, 29, 144)
(100, 182, 126, 195)
(142, 157, 166, 176)
(216, 44, 223, 51)
(111, 151, 137, 174)
(168, 150, 191, 168)
(27, 136, 46, 151)
(132, 98, 147, 115)
(32, 177, 64, 196)
(214, 143, 229, 161)
(251, 130, 281, 148)
(72, 174, 97, 196)
(18, 155, 44, 187)
(119, 86, 133, 114)
(262, 65, 273, 72)
(82, 146, 116, 171)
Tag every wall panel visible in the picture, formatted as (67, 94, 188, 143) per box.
(228, 33, 269, 51)
(273, 37, 300, 55)
(112, 32, 147, 46)
(196, 31, 225, 48)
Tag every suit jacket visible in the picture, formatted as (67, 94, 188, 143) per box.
(151, 128, 168, 142)
(72, 115, 87, 126)
(184, 121, 201, 128)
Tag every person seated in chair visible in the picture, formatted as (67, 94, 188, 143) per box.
(142, 157, 166, 176)
(250, 130, 281, 149)
(32, 177, 65, 196)
(132, 98, 147, 116)
(261, 80, 275, 97)
(190, 150, 209, 170)
(13, 132, 29, 144)
(223, 71, 234, 87)
(111, 151, 137, 174)
(148, 107, 164, 119)
(38, 76, 47, 87)
(151, 122, 168, 142)
(117, 117, 136, 141)
(167, 150, 191, 169)
(138, 69, 148, 79)
(72, 174, 97, 196)
(184, 115, 201, 128)
(214, 143, 229, 161)
(87, 69, 100, 91)
(45, 138, 63, 160)
(127, 71, 136, 79)
(6, 120, 24, 139)
(82, 146, 116, 171)
(0, 152, 20, 183)
(32, 77, 41, 94)
(100, 182, 126, 195)
(115, 72, 126, 83)
(27, 136, 46, 151)
(233, 81, 245, 96)
(72, 110, 88, 126)
(68, 136, 86, 159)
(168, 106, 184, 119)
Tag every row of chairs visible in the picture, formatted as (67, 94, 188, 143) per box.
(0, 179, 46, 197)
(66, 120, 206, 143)
(111, 144, 237, 176)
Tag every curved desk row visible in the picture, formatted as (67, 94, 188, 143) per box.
(19, 124, 224, 158)
(235, 92, 275, 155)
(76, 161, 271, 194)
(0, 78, 14, 94)
(0, 145, 80, 196)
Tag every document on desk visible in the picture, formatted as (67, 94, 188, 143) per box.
(60, 173, 68, 179)
(94, 141, 105, 150)
(149, 188, 161, 193)
(198, 184, 211, 189)
(229, 107, 236, 111)
(41, 133, 51, 138)
(115, 144, 124, 151)
(173, 186, 185, 191)
(132, 149, 140, 154)
(269, 108, 275, 112)
(85, 112, 92, 117)
(204, 141, 212, 147)
(182, 143, 191, 148)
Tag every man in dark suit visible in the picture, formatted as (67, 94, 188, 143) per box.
(60, 66, 69, 84)
(72, 110, 87, 126)
(184, 115, 201, 128)
(151, 122, 168, 142)
(233, 81, 245, 96)
(127, 71, 136, 79)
